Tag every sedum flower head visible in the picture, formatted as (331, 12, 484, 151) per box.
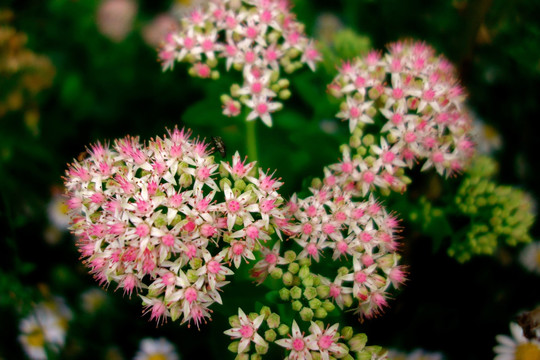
(284, 184, 405, 320)
(64, 127, 289, 328)
(328, 39, 475, 194)
(158, 0, 320, 127)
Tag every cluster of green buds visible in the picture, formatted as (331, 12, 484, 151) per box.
(450, 156, 535, 262)
(224, 303, 388, 360)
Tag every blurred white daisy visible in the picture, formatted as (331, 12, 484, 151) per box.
(387, 348, 444, 360)
(471, 118, 502, 155)
(18, 297, 72, 360)
(520, 242, 540, 275)
(133, 338, 179, 360)
(47, 191, 70, 231)
(494, 322, 540, 360)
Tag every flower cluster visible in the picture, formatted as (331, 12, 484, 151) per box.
(284, 184, 405, 319)
(18, 297, 72, 360)
(64, 127, 289, 327)
(158, 0, 320, 127)
(327, 40, 475, 195)
(451, 156, 535, 262)
(224, 306, 387, 360)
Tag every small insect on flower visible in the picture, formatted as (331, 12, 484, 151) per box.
(211, 136, 227, 157)
(77, 151, 89, 162)
(517, 306, 540, 341)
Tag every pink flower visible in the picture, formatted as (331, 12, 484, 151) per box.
(275, 320, 318, 360)
(223, 308, 267, 353)
(96, 0, 137, 42)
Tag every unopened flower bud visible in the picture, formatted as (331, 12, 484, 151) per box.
(290, 286, 302, 299)
(348, 333, 368, 352)
(316, 285, 330, 298)
(259, 306, 271, 319)
(340, 326, 353, 340)
(229, 314, 240, 328)
(298, 265, 310, 279)
(284, 250, 296, 263)
(292, 300, 303, 312)
(309, 298, 321, 309)
(304, 286, 317, 300)
(279, 288, 290, 301)
(302, 275, 314, 288)
(255, 343, 268, 355)
(228, 341, 239, 353)
(277, 324, 290, 336)
(270, 268, 283, 280)
(267, 313, 280, 329)
(288, 262, 299, 274)
(265, 329, 277, 342)
(282, 272, 294, 286)
(235, 353, 249, 360)
(179, 173, 192, 188)
(300, 307, 314, 322)
(322, 301, 335, 314)
(314, 307, 327, 319)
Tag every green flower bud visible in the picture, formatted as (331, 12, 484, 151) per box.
(309, 298, 322, 309)
(282, 272, 294, 286)
(316, 285, 330, 298)
(265, 329, 277, 342)
(292, 300, 303, 312)
(235, 354, 249, 360)
(302, 275, 314, 288)
(348, 333, 367, 352)
(279, 288, 290, 301)
(220, 178, 233, 191)
(298, 265, 310, 279)
(279, 89, 291, 100)
(298, 258, 311, 267)
(228, 341, 239, 353)
(229, 315, 240, 328)
(314, 307, 327, 319)
(259, 306, 271, 319)
(186, 269, 199, 283)
(284, 250, 296, 263)
(277, 323, 290, 336)
(304, 286, 317, 300)
(270, 268, 283, 280)
(254, 343, 268, 355)
(340, 326, 353, 341)
(267, 313, 280, 329)
(189, 257, 203, 270)
(179, 173, 192, 188)
(323, 300, 336, 312)
(288, 262, 300, 274)
(290, 286, 302, 299)
(300, 307, 314, 322)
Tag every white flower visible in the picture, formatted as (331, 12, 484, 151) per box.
(134, 337, 179, 360)
(520, 242, 540, 275)
(47, 192, 71, 231)
(494, 322, 540, 360)
(223, 308, 266, 353)
(275, 320, 318, 360)
(18, 298, 72, 360)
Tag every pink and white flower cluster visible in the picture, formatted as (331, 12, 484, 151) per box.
(275, 321, 347, 360)
(64, 127, 290, 328)
(328, 40, 475, 193)
(286, 184, 406, 319)
(158, 0, 320, 127)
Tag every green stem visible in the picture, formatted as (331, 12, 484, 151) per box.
(245, 119, 258, 163)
